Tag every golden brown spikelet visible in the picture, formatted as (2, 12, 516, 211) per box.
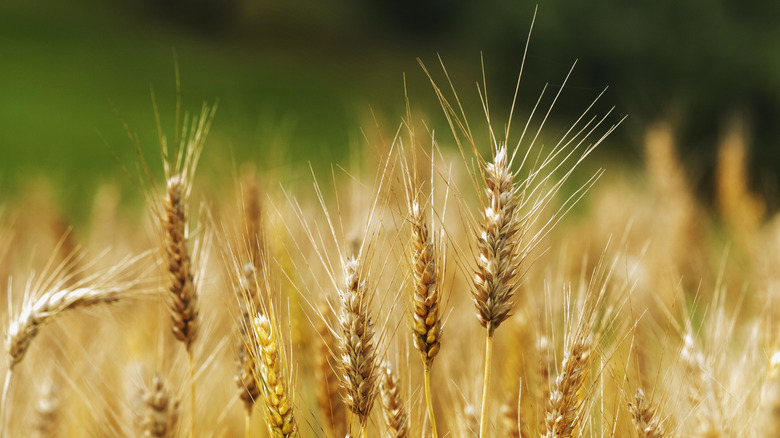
(409, 200, 442, 366)
(379, 360, 409, 438)
(315, 304, 346, 438)
(628, 389, 667, 438)
(473, 145, 522, 336)
(253, 313, 298, 437)
(544, 340, 592, 438)
(142, 373, 179, 438)
(336, 255, 379, 427)
(163, 175, 198, 351)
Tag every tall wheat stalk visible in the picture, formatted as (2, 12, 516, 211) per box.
(158, 103, 214, 438)
(472, 146, 523, 438)
(409, 200, 442, 438)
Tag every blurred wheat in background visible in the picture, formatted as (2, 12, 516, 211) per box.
(2, 4, 780, 438)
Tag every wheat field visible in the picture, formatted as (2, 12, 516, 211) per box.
(1, 35, 778, 438)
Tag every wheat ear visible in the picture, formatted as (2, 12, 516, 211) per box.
(236, 318, 261, 416)
(473, 145, 522, 335)
(254, 313, 298, 437)
(409, 201, 441, 437)
(7, 286, 126, 368)
(142, 373, 180, 438)
(163, 175, 198, 351)
(337, 256, 379, 434)
(236, 263, 261, 435)
(628, 389, 667, 438)
(544, 340, 592, 438)
(379, 360, 409, 438)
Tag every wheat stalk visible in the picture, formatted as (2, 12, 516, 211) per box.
(337, 255, 379, 435)
(474, 145, 523, 438)
(253, 313, 298, 437)
(409, 200, 442, 437)
(379, 360, 409, 438)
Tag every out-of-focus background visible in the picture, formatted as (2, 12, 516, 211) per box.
(3, 0, 779, 222)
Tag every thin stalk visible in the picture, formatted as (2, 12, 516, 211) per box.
(188, 350, 196, 438)
(479, 333, 494, 438)
(424, 366, 438, 438)
(1, 368, 11, 437)
(244, 412, 251, 438)
(361, 422, 368, 438)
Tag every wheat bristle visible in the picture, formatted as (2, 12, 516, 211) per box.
(163, 175, 198, 351)
(254, 313, 297, 437)
(337, 255, 379, 426)
(473, 145, 522, 336)
(379, 360, 409, 438)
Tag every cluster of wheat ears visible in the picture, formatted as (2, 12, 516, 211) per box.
(2, 24, 780, 438)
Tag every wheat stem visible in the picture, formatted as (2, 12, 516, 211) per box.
(361, 423, 368, 438)
(479, 333, 494, 438)
(244, 412, 251, 438)
(188, 350, 196, 438)
(1, 369, 11, 437)
(424, 366, 438, 438)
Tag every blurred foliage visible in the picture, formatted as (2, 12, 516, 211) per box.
(2, 0, 779, 223)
